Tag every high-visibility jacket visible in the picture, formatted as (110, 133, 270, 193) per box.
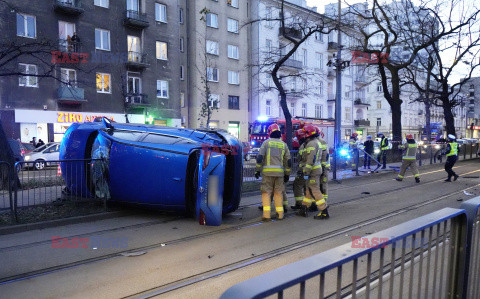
(380, 137, 389, 150)
(446, 142, 459, 157)
(302, 138, 323, 177)
(297, 143, 306, 169)
(402, 142, 417, 160)
(255, 138, 291, 177)
(317, 137, 330, 168)
(349, 137, 358, 150)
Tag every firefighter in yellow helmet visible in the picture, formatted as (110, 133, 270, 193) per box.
(316, 127, 330, 207)
(255, 124, 291, 221)
(297, 125, 329, 219)
(395, 134, 420, 183)
(292, 129, 308, 210)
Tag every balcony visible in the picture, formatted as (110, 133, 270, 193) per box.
(124, 10, 150, 29)
(281, 58, 303, 70)
(127, 51, 149, 69)
(279, 27, 302, 40)
(327, 93, 336, 102)
(354, 99, 369, 106)
(58, 39, 82, 53)
(57, 86, 85, 104)
(54, 0, 84, 15)
(125, 94, 150, 106)
(354, 75, 366, 84)
(327, 68, 335, 78)
(354, 119, 370, 127)
(328, 42, 339, 51)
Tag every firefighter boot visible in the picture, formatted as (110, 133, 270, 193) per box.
(261, 192, 271, 221)
(415, 177, 420, 183)
(291, 201, 303, 210)
(309, 204, 318, 212)
(395, 177, 403, 182)
(314, 208, 330, 220)
(297, 205, 309, 217)
(273, 191, 284, 220)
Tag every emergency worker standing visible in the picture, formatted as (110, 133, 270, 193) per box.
(316, 127, 330, 206)
(297, 125, 329, 220)
(349, 133, 359, 171)
(444, 134, 459, 182)
(395, 135, 420, 183)
(292, 129, 307, 210)
(377, 133, 389, 169)
(363, 135, 374, 169)
(255, 124, 291, 221)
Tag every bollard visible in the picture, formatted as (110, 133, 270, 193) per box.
(355, 149, 359, 176)
(419, 145, 422, 166)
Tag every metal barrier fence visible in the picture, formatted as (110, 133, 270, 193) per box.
(0, 161, 14, 223)
(221, 203, 480, 299)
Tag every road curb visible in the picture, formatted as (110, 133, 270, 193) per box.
(0, 211, 130, 236)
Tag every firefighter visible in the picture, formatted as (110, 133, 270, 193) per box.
(297, 125, 329, 220)
(395, 134, 420, 183)
(377, 133, 389, 169)
(349, 133, 359, 171)
(255, 124, 291, 221)
(444, 134, 459, 182)
(291, 129, 308, 210)
(316, 127, 330, 207)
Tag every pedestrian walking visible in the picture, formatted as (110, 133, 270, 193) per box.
(296, 125, 329, 220)
(255, 124, 291, 221)
(349, 133, 359, 171)
(363, 135, 374, 169)
(377, 133, 389, 169)
(395, 135, 420, 183)
(292, 129, 307, 210)
(444, 134, 459, 182)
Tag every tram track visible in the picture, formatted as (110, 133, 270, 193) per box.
(0, 162, 478, 287)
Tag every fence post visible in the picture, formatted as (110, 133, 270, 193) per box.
(460, 197, 480, 299)
(429, 146, 433, 165)
(446, 213, 468, 299)
(463, 144, 466, 160)
(470, 144, 473, 159)
(355, 149, 359, 176)
(419, 145, 422, 167)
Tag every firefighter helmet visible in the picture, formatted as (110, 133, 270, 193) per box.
(303, 125, 317, 137)
(314, 126, 321, 135)
(351, 133, 358, 138)
(267, 124, 280, 135)
(406, 134, 413, 139)
(295, 129, 306, 140)
(299, 120, 306, 129)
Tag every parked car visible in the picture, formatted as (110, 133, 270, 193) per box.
(7, 139, 25, 170)
(59, 118, 243, 226)
(24, 143, 61, 170)
(21, 142, 36, 154)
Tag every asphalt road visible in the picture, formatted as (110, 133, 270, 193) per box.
(0, 159, 479, 298)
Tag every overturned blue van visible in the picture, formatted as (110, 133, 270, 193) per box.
(59, 118, 243, 226)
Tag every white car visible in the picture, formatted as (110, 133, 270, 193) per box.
(24, 143, 60, 170)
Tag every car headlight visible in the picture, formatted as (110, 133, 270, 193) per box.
(374, 149, 380, 154)
(435, 145, 441, 149)
(25, 156, 31, 161)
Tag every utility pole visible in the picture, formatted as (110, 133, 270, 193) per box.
(332, 0, 343, 180)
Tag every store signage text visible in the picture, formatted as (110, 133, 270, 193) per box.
(468, 126, 480, 130)
(57, 112, 114, 123)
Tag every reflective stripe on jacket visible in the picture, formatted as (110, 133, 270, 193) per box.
(380, 137, 389, 150)
(255, 138, 291, 177)
(302, 138, 323, 176)
(446, 142, 458, 157)
(317, 138, 330, 167)
(402, 143, 417, 160)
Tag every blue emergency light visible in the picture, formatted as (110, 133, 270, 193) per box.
(257, 115, 269, 122)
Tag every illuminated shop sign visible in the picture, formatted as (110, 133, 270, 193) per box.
(57, 112, 115, 123)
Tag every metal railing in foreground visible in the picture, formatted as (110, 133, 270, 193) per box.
(221, 207, 471, 299)
(460, 197, 480, 299)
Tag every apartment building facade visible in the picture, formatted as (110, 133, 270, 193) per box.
(0, 0, 185, 142)
(184, 0, 249, 141)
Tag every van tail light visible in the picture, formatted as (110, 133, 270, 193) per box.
(199, 209, 206, 225)
(21, 150, 25, 156)
(202, 150, 211, 170)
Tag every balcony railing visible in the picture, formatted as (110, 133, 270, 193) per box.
(57, 86, 85, 104)
(282, 58, 302, 69)
(354, 99, 369, 105)
(328, 42, 339, 51)
(354, 75, 366, 83)
(124, 10, 150, 28)
(125, 94, 149, 106)
(54, 0, 84, 15)
(58, 39, 82, 53)
(279, 27, 302, 40)
(127, 51, 149, 69)
(354, 119, 370, 127)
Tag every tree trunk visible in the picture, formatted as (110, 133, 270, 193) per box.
(425, 101, 431, 141)
(279, 92, 292, 150)
(442, 93, 456, 136)
(390, 77, 403, 143)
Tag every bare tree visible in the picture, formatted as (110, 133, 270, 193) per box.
(345, 0, 479, 142)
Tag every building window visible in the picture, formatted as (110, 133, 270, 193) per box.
(345, 107, 351, 121)
(377, 83, 382, 92)
(301, 103, 307, 117)
(319, 81, 323, 95)
(316, 52, 323, 69)
(180, 65, 184, 80)
(206, 40, 219, 55)
(315, 104, 322, 119)
(315, 31, 323, 42)
(227, 0, 239, 8)
(265, 7, 273, 27)
(266, 39, 272, 58)
(376, 101, 382, 109)
(228, 45, 239, 59)
(127, 74, 141, 94)
(303, 49, 307, 66)
(180, 92, 185, 108)
(96, 73, 111, 93)
(290, 102, 296, 117)
(266, 100, 271, 115)
(127, 35, 141, 61)
(18, 63, 38, 87)
(227, 18, 239, 33)
(95, 29, 110, 51)
(207, 67, 219, 82)
(58, 21, 76, 52)
(155, 3, 167, 23)
(228, 71, 239, 85)
(156, 41, 168, 60)
(180, 37, 184, 52)
(179, 8, 184, 24)
(207, 13, 218, 28)
(328, 105, 333, 119)
(228, 96, 239, 110)
(209, 94, 220, 109)
(94, 0, 109, 8)
(16, 13, 36, 38)
(60, 68, 77, 87)
(157, 80, 169, 98)
(377, 118, 381, 127)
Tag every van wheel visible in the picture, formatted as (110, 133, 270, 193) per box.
(34, 160, 45, 170)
